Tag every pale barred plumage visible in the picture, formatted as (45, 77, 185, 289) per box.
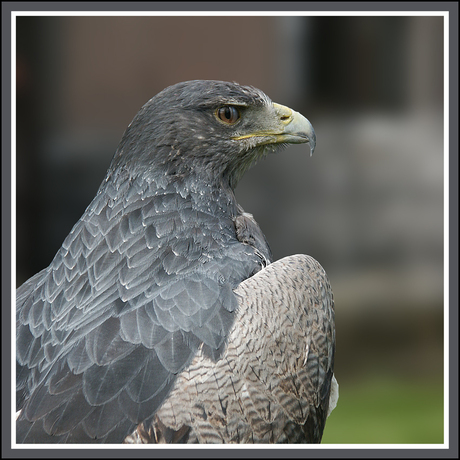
(125, 255, 337, 444)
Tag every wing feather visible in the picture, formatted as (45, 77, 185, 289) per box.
(16, 174, 265, 443)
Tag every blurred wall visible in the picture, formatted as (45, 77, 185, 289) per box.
(15, 15, 444, 385)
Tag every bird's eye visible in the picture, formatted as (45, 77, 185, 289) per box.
(216, 106, 240, 124)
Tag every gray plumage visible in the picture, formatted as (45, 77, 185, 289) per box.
(16, 80, 336, 444)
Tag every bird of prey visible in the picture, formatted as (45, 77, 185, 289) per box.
(16, 80, 337, 444)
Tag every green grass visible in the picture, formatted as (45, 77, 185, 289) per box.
(321, 375, 444, 444)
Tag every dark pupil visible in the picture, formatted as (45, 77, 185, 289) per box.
(219, 106, 238, 123)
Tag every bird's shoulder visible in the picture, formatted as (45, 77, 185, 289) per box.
(127, 254, 336, 443)
(234, 206, 273, 268)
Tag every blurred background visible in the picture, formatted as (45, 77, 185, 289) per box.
(15, 15, 445, 444)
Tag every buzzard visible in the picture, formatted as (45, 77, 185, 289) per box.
(16, 80, 337, 444)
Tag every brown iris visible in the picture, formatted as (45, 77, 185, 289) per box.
(216, 106, 240, 124)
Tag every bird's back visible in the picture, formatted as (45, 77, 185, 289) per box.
(125, 254, 336, 444)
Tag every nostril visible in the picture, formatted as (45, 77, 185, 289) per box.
(280, 115, 290, 121)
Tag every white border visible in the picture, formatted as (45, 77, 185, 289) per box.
(11, 9, 450, 450)
(12, 10, 449, 16)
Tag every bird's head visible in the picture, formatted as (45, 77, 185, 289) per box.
(111, 80, 316, 189)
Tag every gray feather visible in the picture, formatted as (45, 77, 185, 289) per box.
(16, 80, 334, 444)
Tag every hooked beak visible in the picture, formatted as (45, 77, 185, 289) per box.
(231, 102, 316, 156)
(272, 103, 316, 156)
